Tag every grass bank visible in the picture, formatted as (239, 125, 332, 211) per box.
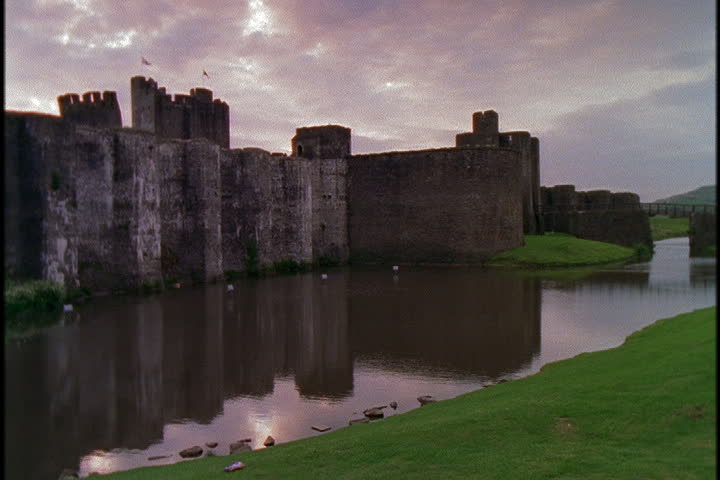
(4, 279, 65, 316)
(486, 233, 641, 268)
(104, 306, 716, 479)
(4, 279, 92, 338)
(4, 279, 66, 338)
(650, 216, 689, 241)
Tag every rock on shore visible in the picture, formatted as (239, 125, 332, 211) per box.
(179, 446, 203, 458)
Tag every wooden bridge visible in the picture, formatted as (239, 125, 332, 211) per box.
(640, 203, 715, 217)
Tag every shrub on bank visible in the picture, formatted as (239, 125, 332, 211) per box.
(633, 242, 655, 262)
(4, 279, 65, 316)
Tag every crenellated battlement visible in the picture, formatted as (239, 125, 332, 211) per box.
(190, 87, 213, 102)
(130, 76, 159, 94)
(57, 90, 122, 128)
(130, 76, 229, 147)
(472, 110, 499, 137)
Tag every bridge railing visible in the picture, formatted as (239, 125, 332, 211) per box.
(540, 204, 643, 214)
(540, 203, 715, 217)
(640, 203, 716, 217)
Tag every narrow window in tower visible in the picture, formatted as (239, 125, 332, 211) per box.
(297, 145, 303, 155)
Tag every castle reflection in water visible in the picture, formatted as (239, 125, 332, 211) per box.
(8, 239, 715, 479)
(6, 268, 543, 479)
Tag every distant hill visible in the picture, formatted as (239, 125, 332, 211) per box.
(654, 185, 716, 204)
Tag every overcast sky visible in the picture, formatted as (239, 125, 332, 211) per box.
(5, 0, 716, 201)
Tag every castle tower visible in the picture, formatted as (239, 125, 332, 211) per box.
(130, 76, 160, 132)
(188, 88, 230, 149)
(57, 90, 122, 128)
(499, 130, 538, 234)
(472, 110, 499, 142)
(292, 125, 351, 159)
(455, 110, 499, 147)
(455, 111, 542, 234)
(130, 76, 230, 148)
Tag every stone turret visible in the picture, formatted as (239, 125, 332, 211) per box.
(291, 125, 351, 159)
(456, 111, 542, 234)
(57, 90, 122, 128)
(455, 110, 499, 147)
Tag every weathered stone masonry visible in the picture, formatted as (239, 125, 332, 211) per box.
(347, 148, 523, 264)
(5, 113, 79, 286)
(689, 212, 716, 257)
(5, 77, 539, 290)
(456, 109, 542, 235)
(131, 76, 230, 148)
(541, 185, 652, 248)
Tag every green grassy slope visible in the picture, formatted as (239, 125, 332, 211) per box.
(650, 216, 689, 241)
(104, 307, 716, 480)
(654, 185, 716, 204)
(486, 233, 637, 267)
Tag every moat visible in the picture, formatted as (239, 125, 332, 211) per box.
(5, 237, 715, 479)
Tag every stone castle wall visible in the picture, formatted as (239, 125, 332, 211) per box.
(541, 185, 652, 248)
(158, 139, 223, 285)
(5, 113, 79, 287)
(5, 110, 525, 289)
(348, 147, 524, 263)
(311, 158, 349, 263)
(5, 78, 542, 290)
(4, 112, 329, 290)
(4, 113, 171, 290)
(57, 90, 122, 129)
(221, 148, 314, 272)
(73, 126, 115, 288)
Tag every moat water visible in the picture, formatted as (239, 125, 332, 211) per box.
(5, 237, 716, 479)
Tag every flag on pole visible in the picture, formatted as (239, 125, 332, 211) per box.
(203, 70, 210, 79)
(141, 56, 152, 66)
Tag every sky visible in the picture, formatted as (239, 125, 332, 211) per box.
(5, 0, 716, 201)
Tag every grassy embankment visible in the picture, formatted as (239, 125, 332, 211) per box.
(486, 233, 643, 268)
(649, 216, 689, 241)
(104, 306, 716, 479)
(3, 279, 91, 337)
(4, 279, 67, 338)
(4, 279, 65, 316)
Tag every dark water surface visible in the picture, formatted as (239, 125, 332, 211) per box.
(5, 238, 715, 479)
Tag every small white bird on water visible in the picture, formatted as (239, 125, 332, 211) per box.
(63, 304, 73, 312)
(392, 265, 399, 272)
(227, 284, 234, 291)
(321, 273, 328, 280)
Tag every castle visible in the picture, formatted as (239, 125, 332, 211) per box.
(5, 76, 544, 290)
